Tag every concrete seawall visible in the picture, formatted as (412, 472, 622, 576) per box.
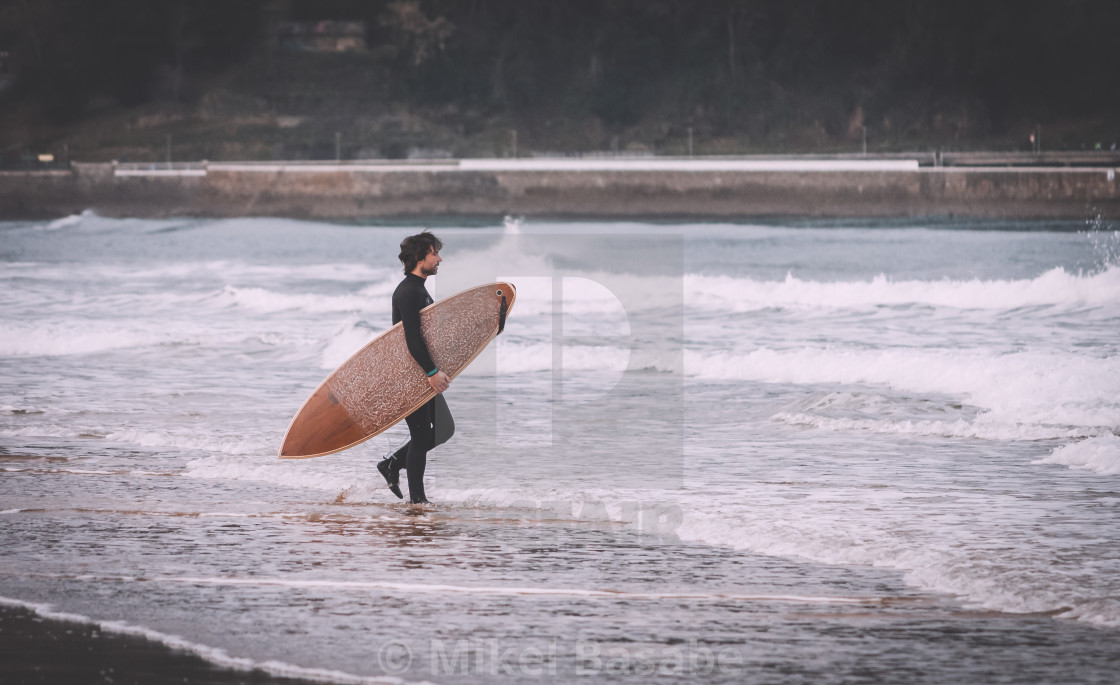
(2, 160, 1117, 220)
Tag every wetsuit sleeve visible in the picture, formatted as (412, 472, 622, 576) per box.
(398, 286, 437, 376)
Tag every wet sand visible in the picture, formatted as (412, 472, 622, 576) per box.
(0, 605, 326, 685)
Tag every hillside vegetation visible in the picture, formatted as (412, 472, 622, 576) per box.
(2, 0, 1118, 163)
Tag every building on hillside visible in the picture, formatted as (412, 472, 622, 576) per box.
(276, 21, 367, 53)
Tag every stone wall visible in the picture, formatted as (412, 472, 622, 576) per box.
(2, 163, 1117, 220)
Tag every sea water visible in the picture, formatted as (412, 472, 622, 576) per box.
(1, 213, 1119, 683)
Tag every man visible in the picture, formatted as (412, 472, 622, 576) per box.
(377, 231, 454, 504)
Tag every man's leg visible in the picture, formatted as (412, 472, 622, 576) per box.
(432, 393, 454, 447)
(377, 446, 405, 498)
(402, 399, 435, 504)
(380, 395, 450, 502)
(378, 411, 430, 500)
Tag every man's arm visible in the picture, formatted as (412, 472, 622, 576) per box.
(398, 285, 450, 392)
(398, 286, 437, 376)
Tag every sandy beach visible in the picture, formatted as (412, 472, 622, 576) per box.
(0, 604, 329, 685)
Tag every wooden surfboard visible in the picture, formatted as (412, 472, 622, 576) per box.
(278, 281, 516, 459)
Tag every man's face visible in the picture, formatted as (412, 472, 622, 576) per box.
(417, 247, 442, 276)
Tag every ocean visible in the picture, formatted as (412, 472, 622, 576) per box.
(1, 213, 1118, 683)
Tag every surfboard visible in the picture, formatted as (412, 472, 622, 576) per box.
(279, 282, 515, 459)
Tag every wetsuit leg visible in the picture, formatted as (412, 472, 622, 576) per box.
(390, 442, 408, 465)
(432, 393, 455, 447)
(387, 396, 452, 503)
(402, 399, 435, 503)
(391, 396, 453, 460)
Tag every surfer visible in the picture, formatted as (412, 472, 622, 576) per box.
(377, 231, 454, 504)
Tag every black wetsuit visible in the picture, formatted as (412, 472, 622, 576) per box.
(387, 273, 454, 503)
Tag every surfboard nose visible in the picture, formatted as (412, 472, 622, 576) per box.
(494, 281, 516, 316)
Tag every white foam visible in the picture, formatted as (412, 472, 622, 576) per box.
(1033, 435, 1120, 475)
(494, 341, 549, 373)
(427, 487, 1120, 627)
(689, 347, 1120, 430)
(1, 508, 21, 514)
(104, 429, 271, 456)
(774, 412, 1102, 441)
(0, 596, 415, 684)
(494, 341, 631, 374)
(0, 321, 176, 356)
(218, 284, 390, 314)
(0, 259, 391, 284)
(432, 488, 690, 537)
(183, 455, 362, 492)
(0, 425, 96, 439)
(320, 317, 377, 369)
(674, 503, 1120, 627)
(38, 209, 95, 231)
(685, 266, 1120, 311)
(0, 315, 318, 358)
(0, 404, 44, 414)
(0, 425, 272, 457)
(144, 575, 879, 604)
(482, 274, 657, 319)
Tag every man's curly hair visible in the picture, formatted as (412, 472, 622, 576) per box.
(398, 230, 443, 274)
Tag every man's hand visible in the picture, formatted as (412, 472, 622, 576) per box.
(428, 370, 450, 393)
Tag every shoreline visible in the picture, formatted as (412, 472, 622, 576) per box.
(1, 159, 1117, 220)
(0, 601, 371, 685)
